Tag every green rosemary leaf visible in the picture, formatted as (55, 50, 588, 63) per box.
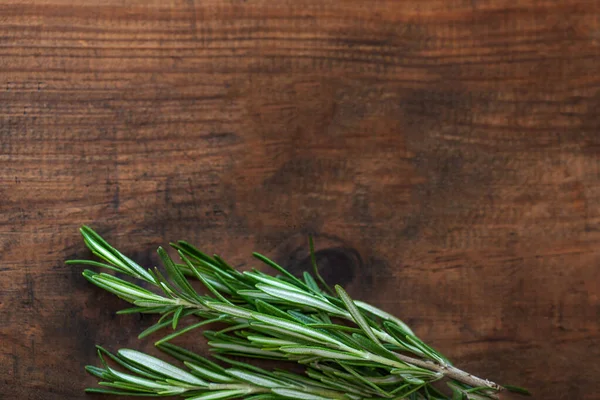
(209, 270, 244, 296)
(353, 300, 414, 336)
(98, 380, 158, 392)
(211, 354, 276, 377)
(305, 369, 371, 397)
(350, 333, 397, 362)
(389, 367, 439, 378)
(118, 349, 208, 386)
(322, 330, 364, 350)
(251, 314, 345, 348)
(184, 362, 235, 383)
(212, 255, 243, 277)
(254, 300, 293, 321)
(246, 335, 297, 347)
(504, 385, 531, 396)
(236, 290, 279, 303)
(279, 346, 365, 361)
(90, 273, 167, 303)
(270, 387, 333, 400)
(252, 252, 310, 291)
(85, 387, 161, 396)
(80, 227, 129, 270)
(243, 271, 306, 293)
(303, 271, 321, 293)
(312, 362, 402, 389)
(172, 306, 185, 329)
(163, 378, 202, 389)
(171, 241, 216, 264)
(156, 343, 211, 366)
(187, 255, 249, 291)
(404, 334, 447, 364)
(147, 267, 177, 299)
(452, 387, 467, 400)
(383, 321, 426, 355)
(80, 226, 153, 282)
(316, 310, 332, 323)
(158, 247, 203, 303)
(133, 299, 177, 307)
(93, 273, 158, 298)
(117, 306, 170, 315)
(96, 346, 166, 381)
(271, 369, 331, 389)
(306, 324, 362, 334)
(186, 388, 253, 400)
(395, 373, 425, 385)
(85, 365, 106, 379)
(286, 310, 319, 325)
(213, 323, 251, 336)
(246, 323, 330, 349)
(226, 368, 288, 388)
(335, 285, 382, 349)
(66, 259, 124, 273)
(204, 274, 237, 295)
(180, 252, 234, 305)
(205, 301, 254, 319)
(139, 315, 176, 339)
(256, 284, 341, 315)
(390, 382, 425, 397)
(463, 385, 499, 394)
(156, 316, 225, 346)
(338, 362, 391, 397)
(308, 236, 335, 296)
(82, 270, 132, 303)
(204, 330, 246, 344)
(105, 366, 175, 391)
(208, 342, 287, 359)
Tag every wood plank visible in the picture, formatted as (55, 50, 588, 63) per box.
(1, 1, 599, 398)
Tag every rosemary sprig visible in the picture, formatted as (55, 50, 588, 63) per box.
(87, 344, 365, 399)
(68, 226, 529, 399)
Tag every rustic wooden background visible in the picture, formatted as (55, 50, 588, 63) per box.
(1, 1, 599, 399)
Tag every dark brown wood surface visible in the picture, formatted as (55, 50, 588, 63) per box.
(1, 1, 599, 399)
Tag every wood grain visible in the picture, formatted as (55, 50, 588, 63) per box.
(1, 1, 599, 398)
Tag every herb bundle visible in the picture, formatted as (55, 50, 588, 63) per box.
(68, 226, 528, 399)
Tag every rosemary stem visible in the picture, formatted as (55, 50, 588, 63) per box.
(392, 352, 504, 393)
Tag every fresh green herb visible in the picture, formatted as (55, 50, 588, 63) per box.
(69, 226, 527, 399)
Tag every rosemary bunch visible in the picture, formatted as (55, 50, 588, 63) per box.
(68, 226, 529, 400)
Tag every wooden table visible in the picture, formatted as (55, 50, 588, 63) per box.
(1, 1, 599, 399)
